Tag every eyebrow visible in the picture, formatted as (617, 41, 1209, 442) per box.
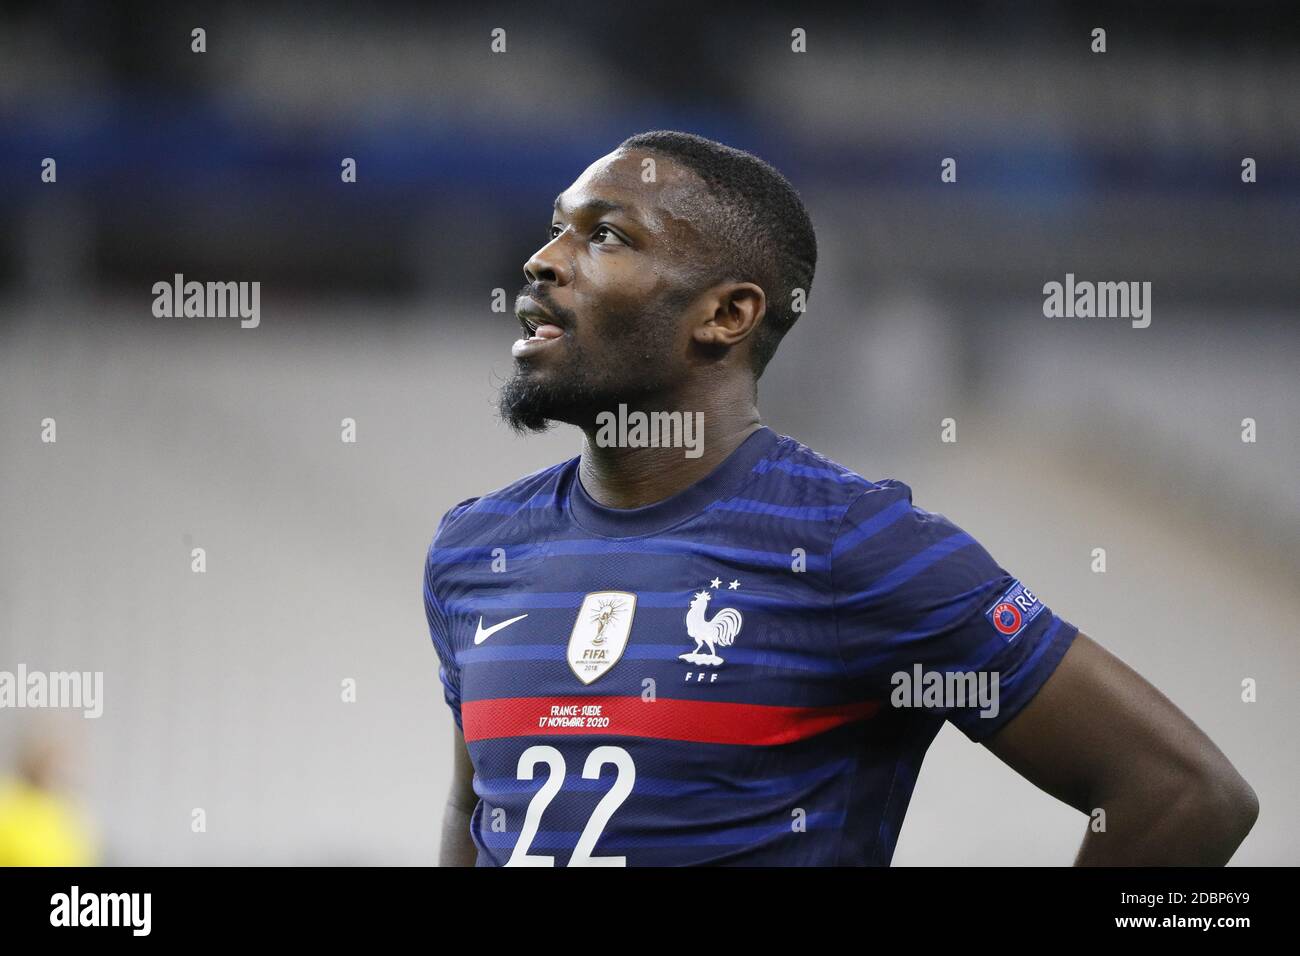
(552, 195, 633, 219)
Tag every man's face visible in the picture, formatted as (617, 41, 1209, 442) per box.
(500, 148, 713, 432)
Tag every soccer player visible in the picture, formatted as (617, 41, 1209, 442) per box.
(424, 131, 1257, 866)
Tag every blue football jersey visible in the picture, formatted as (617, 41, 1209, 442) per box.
(423, 427, 1078, 866)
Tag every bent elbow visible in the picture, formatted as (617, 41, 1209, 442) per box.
(1193, 765, 1259, 848)
(1227, 779, 1260, 840)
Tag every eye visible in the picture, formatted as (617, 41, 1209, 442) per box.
(549, 223, 564, 240)
(592, 224, 626, 245)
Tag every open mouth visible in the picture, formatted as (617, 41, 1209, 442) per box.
(512, 309, 566, 357)
(516, 310, 564, 342)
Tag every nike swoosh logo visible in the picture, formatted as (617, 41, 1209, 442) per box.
(474, 613, 529, 645)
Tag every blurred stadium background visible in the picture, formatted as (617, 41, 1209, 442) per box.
(0, 1, 1296, 864)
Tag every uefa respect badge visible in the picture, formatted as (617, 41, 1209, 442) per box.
(984, 580, 1046, 640)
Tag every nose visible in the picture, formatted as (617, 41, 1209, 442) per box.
(523, 236, 570, 286)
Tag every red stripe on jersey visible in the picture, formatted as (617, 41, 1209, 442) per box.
(462, 695, 880, 745)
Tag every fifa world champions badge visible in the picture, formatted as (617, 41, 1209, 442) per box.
(567, 591, 637, 684)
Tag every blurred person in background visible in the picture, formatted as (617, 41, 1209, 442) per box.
(0, 720, 98, 866)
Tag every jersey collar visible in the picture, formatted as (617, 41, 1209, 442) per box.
(566, 426, 780, 538)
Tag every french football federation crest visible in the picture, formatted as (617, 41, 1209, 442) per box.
(567, 591, 637, 684)
(679, 585, 743, 666)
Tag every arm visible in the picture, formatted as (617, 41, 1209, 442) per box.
(983, 632, 1258, 865)
(438, 724, 479, 867)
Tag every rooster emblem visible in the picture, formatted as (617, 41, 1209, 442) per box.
(678, 588, 743, 666)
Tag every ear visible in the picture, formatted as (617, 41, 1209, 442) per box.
(691, 282, 766, 349)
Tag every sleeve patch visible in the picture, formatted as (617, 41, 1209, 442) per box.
(984, 580, 1045, 640)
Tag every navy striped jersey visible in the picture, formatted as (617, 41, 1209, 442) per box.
(423, 426, 1079, 866)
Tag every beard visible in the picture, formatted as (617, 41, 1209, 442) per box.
(498, 287, 695, 434)
(497, 337, 604, 433)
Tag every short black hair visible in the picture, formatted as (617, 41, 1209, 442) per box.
(619, 130, 817, 378)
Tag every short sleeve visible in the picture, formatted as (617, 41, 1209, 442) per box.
(832, 480, 1079, 742)
(423, 566, 462, 731)
(424, 504, 475, 732)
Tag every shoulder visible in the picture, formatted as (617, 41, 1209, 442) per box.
(752, 437, 993, 602)
(427, 457, 576, 552)
(829, 475, 1005, 606)
(755, 432, 896, 521)
(767, 435, 999, 586)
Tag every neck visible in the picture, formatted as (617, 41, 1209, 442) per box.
(578, 381, 761, 509)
